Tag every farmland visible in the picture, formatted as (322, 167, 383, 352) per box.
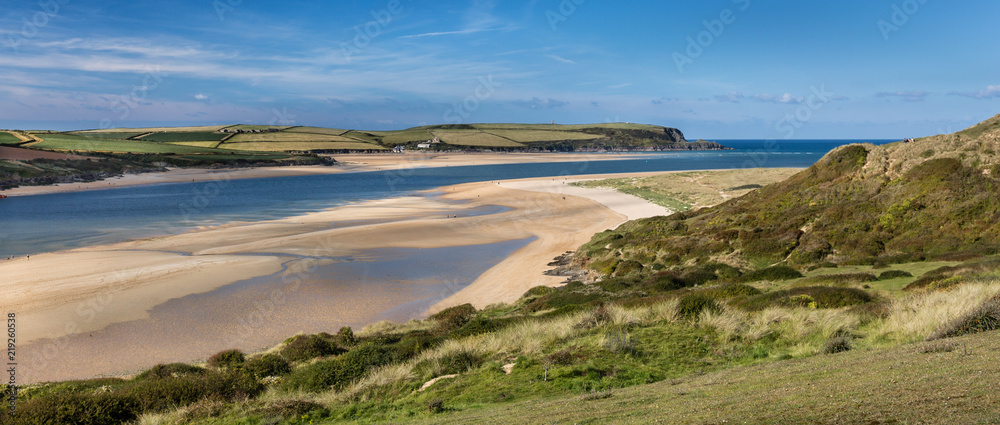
(74, 125, 230, 133)
(221, 141, 386, 151)
(223, 132, 362, 143)
(31, 134, 235, 154)
(484, 129, 604, 142)
(284, 126, 352, 136)
(0, 132, 23, 145)
(72, 132, 147, 140)
(432, 130, 525, 147)
(138, 132, 230, 142)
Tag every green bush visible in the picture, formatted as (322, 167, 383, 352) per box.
(677, 294, 721, 319)
(281, 334, 344, 362)
(823, 336, 852, 354)
(738, 266, 803, 283)
(795, 273, 878, 286)
(135, 363, 206, 380)
(430, 303, 477, 332)
(413, 349, 482, 380)
(255, 400, 327, 421)
(338, 326, 356, 345)
(207, 349, 245, 369)
(244, 354, 292, 378)
(523, 285, 556, 298)
(878, 270, 913, 280)
(125, 371, 263, 413)
(281, 342, 393, 392)
(6, 391, 138, 425)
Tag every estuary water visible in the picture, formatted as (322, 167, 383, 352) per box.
(0, 140, 891, 257)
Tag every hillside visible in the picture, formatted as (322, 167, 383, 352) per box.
(55, 122, 726, 153)
(582, 114, 1000, 278)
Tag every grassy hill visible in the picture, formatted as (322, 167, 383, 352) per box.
(48, 122, 724, 154)
(581, 114, 1000, 278)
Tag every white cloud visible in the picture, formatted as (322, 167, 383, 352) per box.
(876, 90, 928, 102)
(194, 93, 208, 100)
(949, 85, 1000, 99)
(752, 93, 803, 104)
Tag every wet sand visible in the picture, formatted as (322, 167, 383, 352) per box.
(4, 171, 658, 383)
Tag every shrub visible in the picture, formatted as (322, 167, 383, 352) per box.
(823, 336, 852, 354)
(244, 354, 292, 378)
(929, 296, 1000, 340)
(738, 265, 803, 283)
(701, 283, 762, 300)
(135, 363, 206, 380)
(281, 342, 393, 392)
(523, 285, 555, 298)
(207, 349, 245, 370)
(7, 391, 138, 425)
(878, 270, 913, 280)
(430, 303, 477, 332)
(338, 326, 356, 345)
(427, 399, 445, 414)
(413, 350, 482, 380)
(281, 334, 343, 362)
(255, 400, 327, 420)
(795, 273, 878, 286)
(125, 371, 263, 413)
(677, 294, 720, 319)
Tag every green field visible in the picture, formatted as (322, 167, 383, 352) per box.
(222, 124, 293, 131)
(367, 128, 436, 145)
(75, 125, 229, 133)
(221, 141, 385, 151)
(470, 122, 661, 131)
(138, 132, 230, 142)
(0, 132, 23, 145)
(31, 134, 240, 154)
(71, 132, 146, 140)
(484, 129, 604, 143)
(224, 132, 362, 143)
(167, 141, 224, 148)
(284, 126, 352, 136)
(432, 130, 525, 147)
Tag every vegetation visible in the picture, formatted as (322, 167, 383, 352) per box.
(138, 132, 229, 142)
(0, 132, 24, 145)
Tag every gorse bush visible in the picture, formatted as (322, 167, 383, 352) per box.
(281, 341, 395, 392)
(244, 354, 292, 378)
(281, 334, 344, 362)
(736, 287, 876, 311)
(207, 349, 245, 369)
(431, 303, 477, 332)
(677, 294, 720, 319)
(738, 266, 803, 283)
(134, 363, 206, 380)
(879, 270, 913, 280)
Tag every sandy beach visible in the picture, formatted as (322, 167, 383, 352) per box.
(3, 164, 675, 382)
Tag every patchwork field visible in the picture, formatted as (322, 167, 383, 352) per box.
(223, 132, 362, 143)
(0, 132, 23, 145)
(484, 129, 604, 143)
(284, 126, 352, 136)
(32, 134, 240, 154)
(74, 125, 230, 133)
(72, 132, 147, 140)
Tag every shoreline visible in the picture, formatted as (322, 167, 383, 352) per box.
(4, 168, 671, 383)
(2, 151, 651, 197)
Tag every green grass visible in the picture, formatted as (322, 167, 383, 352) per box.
(482, 129, 603, 143)
(74, 125, 230, 133)
(366, 128, 436, 146)
(138, 132, 230, 142)
(283, 126, 352, 136)
(220, 141, 386, 151)
(432, 131, 525, 147)
(224, 132, 364, 143)
(222, 124, 292, 131)
(0, 132, 23, 145)
(31, 134, 244, 154)
(69, 132, 146, 140)
(399, 330, 1000, 425)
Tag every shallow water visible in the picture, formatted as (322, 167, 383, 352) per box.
(19, 238, 532, 383)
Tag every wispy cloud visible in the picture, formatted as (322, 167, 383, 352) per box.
(948, 85, 1000, 99)
(714, 91, 745, 103)
(194, 93, 208, 100)
(607, 83, 632, 89)
(546, 54, 576, 64)
(751, 93, 803, 104)
(511, 97, 569, 109)
(876, 90, 928, 102)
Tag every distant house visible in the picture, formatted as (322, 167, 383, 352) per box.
(392, 145, 405, 153)
(417, 143, 431, 149)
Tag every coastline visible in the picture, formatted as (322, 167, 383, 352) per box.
(4, 168, 670, 383)
(2, 152, 648, 197)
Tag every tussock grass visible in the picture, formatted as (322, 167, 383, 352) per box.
(870, 281, 1000, 343)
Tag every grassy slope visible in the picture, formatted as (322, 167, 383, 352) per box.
(574, 168, 802, 212)
(0, 132, 24, 145)
(409, 329, 1000, 425)
(581, 115, 1000, 274)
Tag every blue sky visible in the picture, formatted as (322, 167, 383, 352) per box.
(1, 0, 998, 138)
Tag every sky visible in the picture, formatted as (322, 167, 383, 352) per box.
(1, 0, 998, 139)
